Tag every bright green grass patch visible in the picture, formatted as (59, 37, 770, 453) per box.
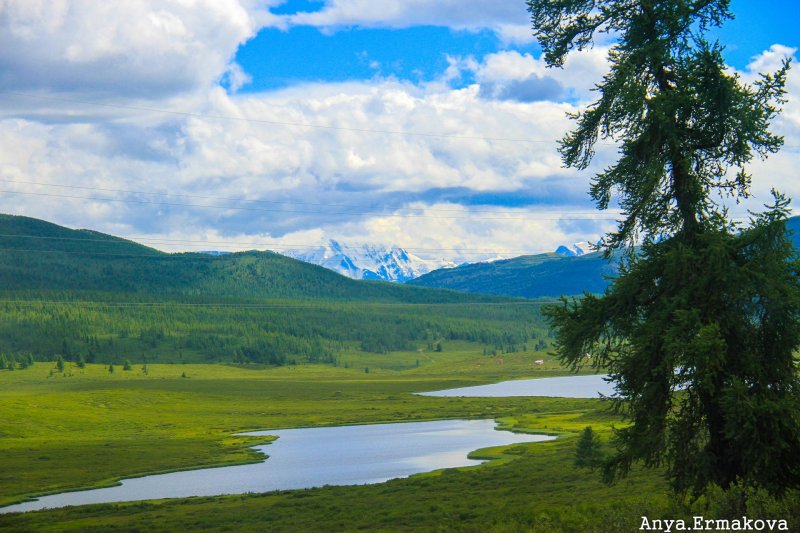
(0, 346, 601, 508)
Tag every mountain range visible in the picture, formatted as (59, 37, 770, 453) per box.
(0, 214, 498, 303)
(278, 240, 455, 283)
(409, 216, 800, 299)
(408, 250, 618, 299)
(3, 213, 797, 301)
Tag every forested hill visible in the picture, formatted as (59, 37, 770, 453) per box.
(408, 250, 617, 298)
(410, 215, 800, 299)
(0, 214, 500, 303)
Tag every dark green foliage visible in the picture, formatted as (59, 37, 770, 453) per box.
(529, 0, 787, 250)
(550, 220, 800, 494)
(0, 297, 546, 366)
(531, 0, 800, 498)
(574, 427, 603, 469)
(55, 355, 64, 373)
(108, 363, 114, 374)
(123, 359, 132, 371)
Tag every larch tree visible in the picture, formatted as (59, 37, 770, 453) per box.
(529, 0, 800, 497)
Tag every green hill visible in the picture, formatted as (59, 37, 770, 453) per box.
(0, 214, 498, 303)
(0, 215, 548, 366)
(408, 250, 617, 298)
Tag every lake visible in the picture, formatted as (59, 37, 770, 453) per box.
(418, 374, 614, 398)
(1, 419, 554, 513)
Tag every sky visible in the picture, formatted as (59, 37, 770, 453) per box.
(0, 0, 798, 262)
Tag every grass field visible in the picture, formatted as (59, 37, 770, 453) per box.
(1, 342, 797, 531)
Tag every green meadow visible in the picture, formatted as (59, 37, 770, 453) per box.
(2, 343, 796, 531)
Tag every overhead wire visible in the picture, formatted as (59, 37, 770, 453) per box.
(5, 91, 800, 151)
(0, 299, 550, 309)
(0, 177, 592, 214)
(3, 91, 569, 144)
(0, 233, 580, 256)
(0, 189, 621, 221)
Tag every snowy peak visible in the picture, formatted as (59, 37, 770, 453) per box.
(555, 242, 593, 257)
(280, 240, 455, 282)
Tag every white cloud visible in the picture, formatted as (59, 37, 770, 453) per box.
(467, 49, 608, 103)
(723, 45, 800, 217)
(0, 0, 275, 97)
(0, 1, 797, 260)
(0, 73, 605, 253)
(282, 0, 531, 37)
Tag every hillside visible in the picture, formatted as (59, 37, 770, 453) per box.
(410, 215, 800, 298)
(408, 250, 617, 298)
(0, 214, 503, 303)
(0, 214, 546, 365)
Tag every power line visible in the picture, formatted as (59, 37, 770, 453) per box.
(3, 91, 566, 144)
(5, 91, 800, 151)
(0, 245, 560, 260)
(0, 189, 621, 221)
(0, 299, 549, 308)
(0, 177, 603, 216)
(0, 233, 584, 256)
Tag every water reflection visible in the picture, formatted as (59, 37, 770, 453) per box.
(418, 374, 615, 398)
(2, 419, 553, 513)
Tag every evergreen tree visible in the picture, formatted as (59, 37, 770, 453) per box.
(574, 427, 604, 470)
(530, 0, 800, 497)
(55, 355, 65, 373)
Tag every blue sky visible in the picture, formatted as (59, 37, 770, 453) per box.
(233, 0, 797, 91)
(0, 1, 798, 261)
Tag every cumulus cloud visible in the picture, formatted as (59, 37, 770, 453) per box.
(0, 0, 277, 98)
(472, 49, 609, 103)
(0, 2, 797, 260)
(0, 71, 611, 255)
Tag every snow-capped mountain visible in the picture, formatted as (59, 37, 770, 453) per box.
(279, 240, 456, 282)
(554, 242, 594, 257)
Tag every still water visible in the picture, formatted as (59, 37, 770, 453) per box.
(1, 419, 554, 513)
(417, 374, 614, 398)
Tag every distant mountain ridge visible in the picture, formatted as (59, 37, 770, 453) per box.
(410, 216, 800, 298)
(408, 250, 617, 298)
(554, 241, 594, 257)
(279, 240, 456, 283)
(0, 214, 501, 303)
